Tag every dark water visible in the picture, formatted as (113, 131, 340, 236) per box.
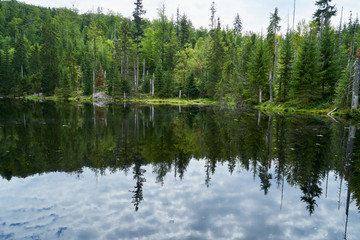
(0, 99, 360, 240)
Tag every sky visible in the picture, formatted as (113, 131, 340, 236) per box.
(19, 0, 360, 33)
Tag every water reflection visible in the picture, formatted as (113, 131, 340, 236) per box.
(0, 99, 360, 239)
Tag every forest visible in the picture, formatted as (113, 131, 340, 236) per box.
(0, 0, 359, 110)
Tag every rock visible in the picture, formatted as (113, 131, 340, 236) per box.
(93, 92, 112, 107)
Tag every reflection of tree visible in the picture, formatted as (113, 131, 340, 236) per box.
(274, 116, 287, 208)
(173, 115, 192, 180)
(300, 177, 322, 215)
(259, 165, 272, 195)
(131, 155, 146, 212)
(3, 101, 360, 221)
(259, 115, 273, 195)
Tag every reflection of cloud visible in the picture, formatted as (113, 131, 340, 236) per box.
(0, 161, 359, 239)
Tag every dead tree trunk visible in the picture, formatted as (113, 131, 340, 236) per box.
(351, 49, 360, 110)
(152, 73, 155, 97)
(143, 58, 145, 84)
(259, 88, 262, 104)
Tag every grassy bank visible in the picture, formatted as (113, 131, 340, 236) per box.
(24, 94, 220, 107)
(253, 101, 360, 121)
(121, 97, 219, 106)
(254, 102, 332, 116)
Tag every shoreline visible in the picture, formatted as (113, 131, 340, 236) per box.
(2, 95, 356, 120)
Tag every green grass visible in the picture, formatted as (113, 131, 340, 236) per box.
(254, 101, 333, 116)
(24, 92, 220, 107)
(119, 97, 219, 106)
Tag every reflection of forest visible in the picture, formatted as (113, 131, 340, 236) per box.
(1, 100, 360, 215)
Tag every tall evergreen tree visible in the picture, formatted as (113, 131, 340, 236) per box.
(245, 36, 270, 104)
(319, 22, 338, 96)
(206, 23, 225, 98)
(179, 13, 191, 49)
(313, 0, 337, 27)
(290, 27, 322, 106)
(233, 13, 242, 37)
(277, 30, 293, 102)
(40, 14, 59, 95)
(133, 0, 146, 93)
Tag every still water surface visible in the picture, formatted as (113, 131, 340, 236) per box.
(0, 100, 360, 239)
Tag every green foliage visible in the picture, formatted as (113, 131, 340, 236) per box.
(244, 36, 270, 104)
(206, 25, 225, 98)
(41, 14, 59, 95)
(0, 0, 359, 111)
(185, 72, 199, 99)
(319, 23, 339, 96)
(289, 26, 322, 107)
(277, 30, 293, 102)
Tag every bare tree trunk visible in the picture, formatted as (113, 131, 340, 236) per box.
(338, 7, 343, 46)
(346, 26, 358, 107)
(152, 73, 155, 97)
(77, 66, 81, 97)
(21, 64, 23, 80)
(269, 70, 273, 103)
(143, 58, 145, 84)
(259, 88, 262, 104)
(93, 69, 95, 99)
(134, 61, 137, 93)
(344, 125, 355, 240)
(352, 50, 360, 109)
(135, 36, 139, 93)
(179, 89, 182, 98)
(257, 111, 261, 126)
(266, 115, 273, 168)
(149, 74, 152, 95)
(292, 0, 296, 32)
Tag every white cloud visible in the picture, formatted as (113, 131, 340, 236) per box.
(0, 162, 359, 239)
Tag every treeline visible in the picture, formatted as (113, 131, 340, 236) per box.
(0, 0, 359, 108)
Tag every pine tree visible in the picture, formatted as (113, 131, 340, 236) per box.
(185, 71, 199, 99)
(111, 62, 122, 98)
(41, 14, 59, 95)
(290, 28, 321, 106)
(233, 13, 242, 37)
(245, 36, 270, 104)
(277, 30, 293, 102)
(319, 22, 338, 96)
(313, 0, 337, 27)
(133, 0, 146, 93)
(206, 24, 225, 98)
(179, 14, 190, 49)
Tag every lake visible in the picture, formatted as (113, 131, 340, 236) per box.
(0, 99, 360, 240)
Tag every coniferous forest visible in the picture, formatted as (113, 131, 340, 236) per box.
(0, 0, 359, 110)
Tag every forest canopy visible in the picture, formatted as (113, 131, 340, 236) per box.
(0, 0, 359, 109)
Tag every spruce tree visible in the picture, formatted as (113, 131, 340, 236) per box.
(319, 23, 338, 96)
(290, 28, 321, 106)
(277, 30, 293, 102)
(133, 0, 146, 93)
(246, 36, 270, 104)
(206, 24, 225, 98)
(313, 0, 336, 27)
(40, 14, 59, 95)
(185, 71, 199, 99)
